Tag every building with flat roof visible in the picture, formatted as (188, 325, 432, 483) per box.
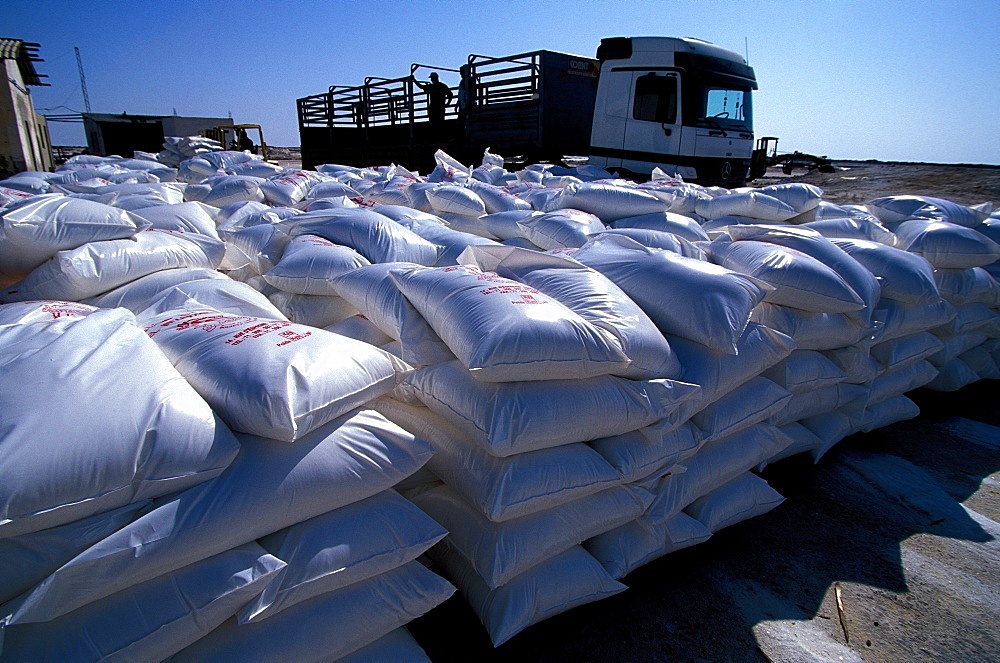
(82, 112, 231, 157)
(0, 38, 52, 177)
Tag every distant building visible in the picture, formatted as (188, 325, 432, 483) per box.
(82, 113, 230, 157)
(0, 38, 52, 177)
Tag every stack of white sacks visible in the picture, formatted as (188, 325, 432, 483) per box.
(0, 147, 457, 661)
(1, 141, 998, 654)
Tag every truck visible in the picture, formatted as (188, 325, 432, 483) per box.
(296, 36, 759, 186)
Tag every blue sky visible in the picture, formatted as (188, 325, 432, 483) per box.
(7, 0, 999, 164)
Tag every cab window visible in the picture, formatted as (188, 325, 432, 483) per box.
(633, 73, 677, 124)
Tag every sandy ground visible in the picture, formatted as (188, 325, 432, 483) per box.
(753, 161, 1000, 209)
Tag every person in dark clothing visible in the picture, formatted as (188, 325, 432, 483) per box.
(414, 72, 453, 131)
(237, 128, 256, 154)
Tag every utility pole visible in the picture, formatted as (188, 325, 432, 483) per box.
(75, 46, 92, 113)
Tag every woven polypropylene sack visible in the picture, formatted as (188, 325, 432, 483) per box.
(573, 234, 767, 355)
(894, 219, 1000, 269)
(329, 262, 455, 366)
(0, 303, 239, 539)
(413, 483, 651, 589)
(172, 561, 454, 663)
(404, 360, 700, 456)
(1, 228, 225, 303)
(0, 194, 151, 278)
(262, 234, 371, 296)
(137, 309, 406, 441)
(3, 409, 433, 625)
(373, 397, 622, 522)
(462, 244, 682, 380)
(706, 237, 864, 313)
(389, 264, 631, 382)
(240, 489, 447, 623)
(432, 543, 624, 647)
(283, 207, 439, 266)
(831, 237, 940, 305)
(554, 182, 670, 223)
(0, 544, 284, 662)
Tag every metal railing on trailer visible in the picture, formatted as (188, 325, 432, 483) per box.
(465, 50, 542, 108)
(297, 65, 459, 168)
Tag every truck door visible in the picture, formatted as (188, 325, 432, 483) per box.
(588, 68, 632, 171)
(621, 71, 683, 177)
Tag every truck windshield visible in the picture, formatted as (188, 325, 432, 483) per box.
(696, 85, 752, 132)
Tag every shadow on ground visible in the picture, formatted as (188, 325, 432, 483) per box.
(409, 381, 1000, 661)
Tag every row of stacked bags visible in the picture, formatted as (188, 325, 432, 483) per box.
(0, 142, 997, 658)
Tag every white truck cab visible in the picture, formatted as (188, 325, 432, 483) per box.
(589, 37, 758, 186)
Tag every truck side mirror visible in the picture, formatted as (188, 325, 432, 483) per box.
(661, 124, 672, 137)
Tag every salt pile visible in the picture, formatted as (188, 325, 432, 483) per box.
(0, 143, 997, 657)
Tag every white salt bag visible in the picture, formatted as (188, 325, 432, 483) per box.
(172, 561, 454, 663)
(0, 304, 239, 538)
(573, 234, 768, 355)
(588, 422, 701, 484)
(728, 224, 881, 318)
(610, 211, 711, 243)
(430, 543, 624, 647)
(705, 237, 864, 313)
(263, 234, 371, 295)
(684, 472, 785, 532)
(554, 181, 670, 222)
(136, 276, 287, 320)
(133, 201, 220, 239)
(695, 191, 797, 222)
(330, 262, 455, 366)
(666, 322, 796, 407)
(2, 229, 225, 303)
(0, 194, 151, 278)
(284, 207, 440, 266)
(802, 216, 897, 246)
(463, 244, 682, 380)
(585, 512, 711, 579)
(404, 360, 699, 456)
(865, 195, 986, 228)
(201, 176, 266, 207)
(647, 424, 792, 523)
(389, 264, 630, 382)
(0, 501, 150, 605)
(894, 219, 1000, 269)
(240, 490, 446, 623)
(597, 228, 705, 258)
(219, 222, 288, 275)
(0, 543, 285, 662)
(2, 409, 433, 625)
(515, 208, 606, 249)
(325, 314, 395, 346)
(750, 303, 872, 351)
(831, 237, 940, 305)
(138, 309, 406, 441)
(82, 266, 230, 312)
(413, 484, 651, 588)
(425, 184, 488, 217)
(478, 209, 539, 241)
(260, 170, 314, 206)
(755, 183, 823, 213)
(268, 290, 360, 328)
(373, 397, 621, 522)
(935, 267, 1000, 307)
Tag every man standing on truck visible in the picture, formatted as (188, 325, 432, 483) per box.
(413, 72, 453, 134)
